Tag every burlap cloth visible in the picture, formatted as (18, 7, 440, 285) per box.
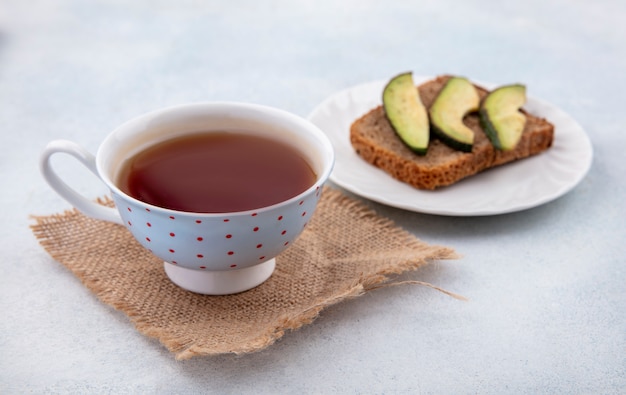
(31, 187, 459, 360)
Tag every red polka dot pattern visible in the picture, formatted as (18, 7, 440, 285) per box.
(115, 183, 325, 271)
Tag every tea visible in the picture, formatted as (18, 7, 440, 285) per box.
(117, 132, 316, 213)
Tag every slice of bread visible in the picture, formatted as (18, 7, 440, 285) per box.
(350, 75, 555, 190)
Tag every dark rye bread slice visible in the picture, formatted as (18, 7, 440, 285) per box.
(350, 75, 555, 190)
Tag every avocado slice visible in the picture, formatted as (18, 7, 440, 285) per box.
(382, 72, 429, 155)
(429, 77, 480, 152)
(479, 84, 527, 151)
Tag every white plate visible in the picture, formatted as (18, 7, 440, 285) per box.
(307, 75, 593, 216)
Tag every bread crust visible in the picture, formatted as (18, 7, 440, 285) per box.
(349, 76, 554, 190)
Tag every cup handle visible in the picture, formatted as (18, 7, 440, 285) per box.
(40, 140, 123, 225)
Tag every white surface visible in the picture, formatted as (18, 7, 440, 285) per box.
(308, 77, 593, 215)
(2, 1, 625, 394)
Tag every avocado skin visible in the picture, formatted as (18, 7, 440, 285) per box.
(479, 108, 501, 149)
(430, 124, 473, 152)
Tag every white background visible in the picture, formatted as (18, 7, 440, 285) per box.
(1, 1, 624, 393)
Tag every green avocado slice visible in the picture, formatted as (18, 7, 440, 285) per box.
(479, 84, 527, 151)
(429, 77, 480, 152)
(382, 72, 430, 155)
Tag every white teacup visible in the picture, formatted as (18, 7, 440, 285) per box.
(40, 102, 334, 295)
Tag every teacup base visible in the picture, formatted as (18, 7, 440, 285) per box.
(163, 259, 276, 295)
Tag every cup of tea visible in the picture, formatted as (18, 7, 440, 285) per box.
(40, 102, 334, 295)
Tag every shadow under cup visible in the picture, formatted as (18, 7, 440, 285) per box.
(98, 103, 335, 295)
